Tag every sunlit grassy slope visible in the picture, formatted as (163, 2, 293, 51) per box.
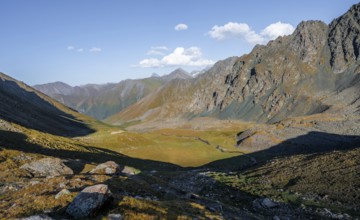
(83, 122, 252, 167)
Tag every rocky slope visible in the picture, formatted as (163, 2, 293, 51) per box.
(34, 68, 192, 120)
(0, 73, 95, 137)
(109, 3, 360, 126)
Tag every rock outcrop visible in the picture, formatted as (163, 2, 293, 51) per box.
(20, 158, 73, 177)
(89, 161, 120, 175)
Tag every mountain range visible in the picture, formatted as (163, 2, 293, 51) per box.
(35, 4, 360, 128)
(34, 68, 192, 120)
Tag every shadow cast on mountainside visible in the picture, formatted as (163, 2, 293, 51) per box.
(0, 79, 95, 137)
(202, 131, 360, 170)
(0, 130, 182, 172)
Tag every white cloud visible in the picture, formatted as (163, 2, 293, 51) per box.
(147, 50, 165, 56)
(138, 58, 162, 68)
(208, 21, 294, 45)
(174, 23, 188, 31)
(260, 22, 295, 40)
(137, 47, 214, 68)
(67, 46, 103, 53)
(208, 22, 264, 44)
(151, 46, 169, 51)
(147, 46, 169, 56)
(89, 47, 102, 52)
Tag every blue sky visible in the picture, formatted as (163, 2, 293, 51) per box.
(0, 0, 358, 86)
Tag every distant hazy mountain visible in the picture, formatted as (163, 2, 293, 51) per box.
(160, 68, 192, 81)
(33, 81, 74, 96)
(34, 68, 191, 120)
(108, 3, 360, 125)
(0, 73, 95, 137)
(150, 73, 160, 78)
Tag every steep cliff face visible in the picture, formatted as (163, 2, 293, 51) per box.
(329, 3, 360, 74)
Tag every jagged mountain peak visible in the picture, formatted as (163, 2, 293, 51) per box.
(168, 68, 190, 76)
(290, 20, 328, 64)
(161, 68, 192, 81)
(34, 81, 73, 96)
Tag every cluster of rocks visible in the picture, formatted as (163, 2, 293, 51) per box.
(17, 158, 139, 219)
(0, 119, 21, 132)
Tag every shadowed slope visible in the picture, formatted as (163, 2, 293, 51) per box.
(0, 73, 95, 137)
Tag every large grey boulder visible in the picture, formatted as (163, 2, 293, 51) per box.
(20, 158, 73, 177)
(89, 161, 120, 175)
(66, 184, 112, 218)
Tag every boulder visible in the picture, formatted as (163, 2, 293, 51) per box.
(20, 158, 73, 177)
(18, 215, 54, 220)
(55, 188, 71, 199)
(121, 166, 140, 175)
(89, 161, 120, 175)
(252, 198, 278, 209)
(66, 184, 112, 218)
(107, 213, 123, 220)
(260, 198, 278, 208)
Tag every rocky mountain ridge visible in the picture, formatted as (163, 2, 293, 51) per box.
(110, 3, 360, 125)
